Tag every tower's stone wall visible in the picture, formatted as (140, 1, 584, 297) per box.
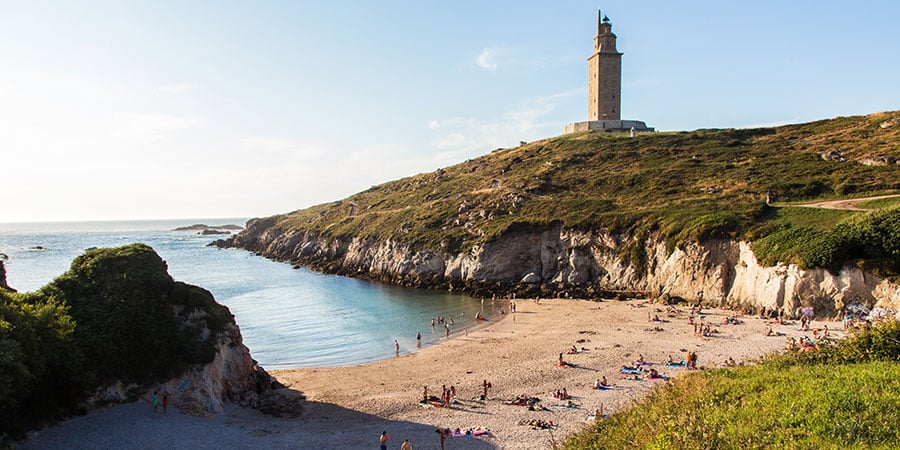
(589, 53, 621, 121)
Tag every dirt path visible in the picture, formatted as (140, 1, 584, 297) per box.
(793, 194, 900, 211)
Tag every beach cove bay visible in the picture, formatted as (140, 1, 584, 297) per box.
(0, 219, 497, 369)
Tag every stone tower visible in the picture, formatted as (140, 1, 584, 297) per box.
(588, 12, 621, 121)
(564, 10, 653, 134)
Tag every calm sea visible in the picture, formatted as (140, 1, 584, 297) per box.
(0, 219, 496, 369)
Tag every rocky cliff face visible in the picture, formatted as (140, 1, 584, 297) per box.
(0, 260, 15, 292)
(87, 301, 304, 418)
(220, 220, 900, 318)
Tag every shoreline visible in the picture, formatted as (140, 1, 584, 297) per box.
(22, 298, 843, 449)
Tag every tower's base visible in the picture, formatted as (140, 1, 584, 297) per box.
(564, 119, 654, 134)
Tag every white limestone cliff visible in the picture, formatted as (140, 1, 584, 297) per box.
(222, 220, 900, 318)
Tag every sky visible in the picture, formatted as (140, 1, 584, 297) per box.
(2, 1, 899, 223)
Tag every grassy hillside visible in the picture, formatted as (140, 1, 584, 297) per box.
(259, 111, 900, 275)
(564, 320, 900, 449)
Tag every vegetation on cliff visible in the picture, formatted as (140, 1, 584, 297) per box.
(565, 320, 900, 449)
(228, 111, 900, 278)
(0, 244, 235, 437)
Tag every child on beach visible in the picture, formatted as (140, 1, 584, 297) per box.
(379, 431, 390, 450)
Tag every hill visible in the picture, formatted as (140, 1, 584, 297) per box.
(220, 112, 900, 309)
(0, 245, 287, 440)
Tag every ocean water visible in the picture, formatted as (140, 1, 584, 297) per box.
(0, 219, 497, 369)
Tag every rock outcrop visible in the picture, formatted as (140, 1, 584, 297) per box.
(148, 318, 292, 417)
(219, 220, 900, 318)
(0, 260, 15, 292)
(57, 244, 303, 418)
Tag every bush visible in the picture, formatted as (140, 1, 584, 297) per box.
(753, 207, 900, 277)
(0, 291, 80, 436)
(39, 244, 224, 387)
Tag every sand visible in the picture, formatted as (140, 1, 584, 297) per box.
(21, 298, 842, 449)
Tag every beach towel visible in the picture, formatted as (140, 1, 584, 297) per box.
(665, 362, 686, 367)
(451, 428, 489, 437)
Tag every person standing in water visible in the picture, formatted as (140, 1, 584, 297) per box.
(379, 431, 390, 450)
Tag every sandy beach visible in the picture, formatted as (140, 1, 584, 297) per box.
(22, 298, 842, 449)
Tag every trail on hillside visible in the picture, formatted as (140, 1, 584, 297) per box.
(793, 194, 900, 211)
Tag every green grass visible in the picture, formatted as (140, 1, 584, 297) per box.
(750, 206, 900, 277)
(565, 320, 900, 449)
(760, 206, 858, 232)
(232, 111, 900, 277)
(860, 196, 900, 210)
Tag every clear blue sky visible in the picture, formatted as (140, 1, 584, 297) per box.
(2, 1, 898, 222)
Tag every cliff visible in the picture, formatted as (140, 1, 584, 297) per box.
(218, 112, 900, 317)
(1, 244, 302, 437)
(50, 244, 304, 417)
(222, 222, 899, 317)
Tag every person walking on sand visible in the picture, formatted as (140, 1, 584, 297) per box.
(400, 439, 412, 450)
(152, 391, 159, 413)
(380, 431, 390, 450)
(162, 394, 169, 413)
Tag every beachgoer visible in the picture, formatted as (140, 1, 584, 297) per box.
(395, 339, 400, 355)
(482, 379, 491, 400)
(436, 428, 447, 450)
(558, 352, 565, 366)
(380, 431, 390, 450)
(601, 376, 608, 386)
(400, 439, 412, 450)
(162, 394, 169, 413)
(152, 391, 159, 413)
(423, 386, 428, 403)
(416, 331, 421, 344)
(666, 355, 673, 364)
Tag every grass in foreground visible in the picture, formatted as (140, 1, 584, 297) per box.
(565, 321, 900, 449)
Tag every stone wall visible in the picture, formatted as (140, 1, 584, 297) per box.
(564, 120, 654, 134)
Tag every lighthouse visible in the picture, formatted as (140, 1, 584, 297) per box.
(565, 11, 653, 134)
